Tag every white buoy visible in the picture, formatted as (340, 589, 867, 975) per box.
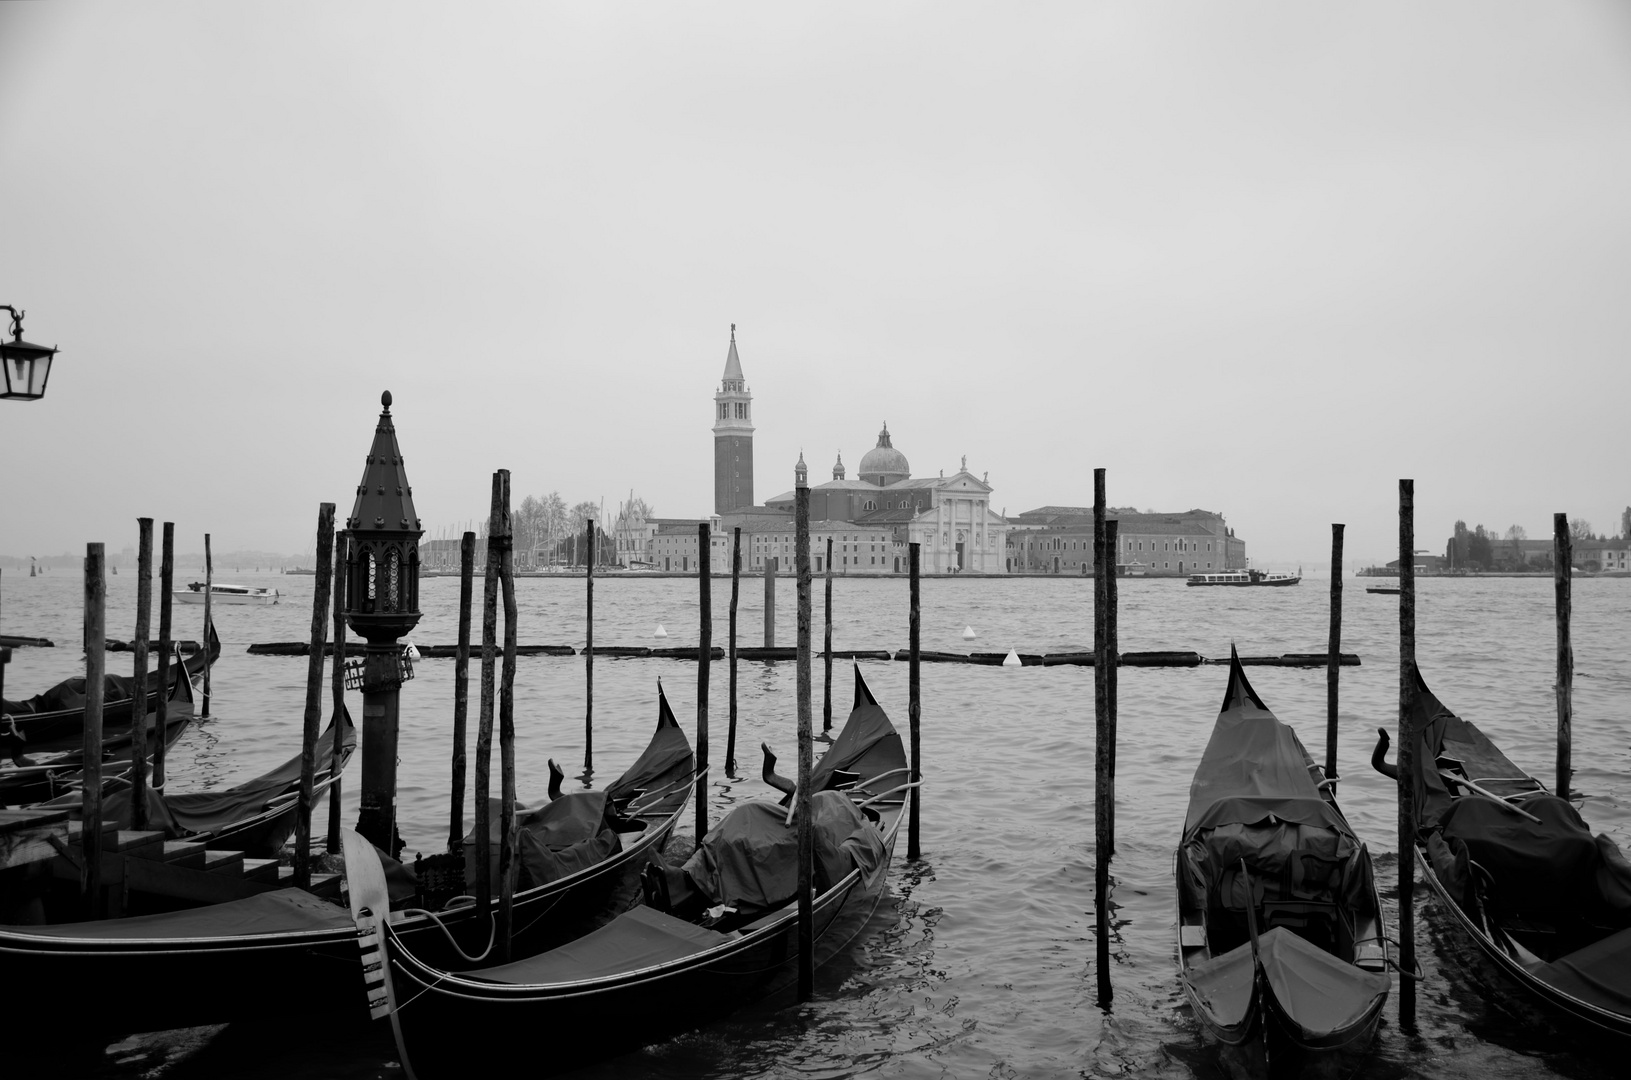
(962, 626, 977, 640)
(1002, 648, 1022, 667)
(653, 624, 668, 638)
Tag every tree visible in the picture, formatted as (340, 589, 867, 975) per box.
(1620, 506, 1631, 541)
(1569, 518, 1594, 543)
(1468, 524, 1493, 570)
(1449, 520, 1471, 568)
(1505, 524, 1526, 567)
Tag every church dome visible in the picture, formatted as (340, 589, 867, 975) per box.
(858, 423, 910, 485)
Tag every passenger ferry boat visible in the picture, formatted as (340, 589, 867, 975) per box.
(174, 582, 280, 605)
(1185, 568, 1301, 587)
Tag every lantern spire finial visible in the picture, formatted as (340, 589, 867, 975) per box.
(381, 389, 392, 410)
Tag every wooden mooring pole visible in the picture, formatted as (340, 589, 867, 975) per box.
(907, 542, 922, 862)
(697, 522, 711, 842)
(584, 517, 594, 777)
(794, 461, 815, 1002)
(1397, 479, 1417, 1027)
(154, 523, 174, 789)
(82, 543, 106, 918)
(764, 555, 776, 647)
(449, 531, 475, 850)
(475, 477, 503, 917)
(1093, 468, 1113, 1005)
(1554, 512, 1573, 800)
(497, 471, 518, 962)
(129, 518, 153, 830)
(1326, 523, 1345, 781)
(823, 536, 834, 736)
(726, 527, 740, 776)
(295, 503, 335, 889)
(201, 533, 212, 717)
(1105, 518, 1118, 855)
(328, 531, 348, 858)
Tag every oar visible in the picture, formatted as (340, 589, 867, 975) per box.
(1439, 770, 1542, 823)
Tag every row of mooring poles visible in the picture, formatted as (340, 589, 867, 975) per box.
(824, 536, 834, 737)
(584, 517, 594, 777)
(697, 522, 711, 841)
(794, 459, 815, 1001)
(328, 531, 348, 858)
(1093, 468, 1114, 1005)
(448, 532, 474, 851)
(1397, 479, 1418, 1025)
(726, 527, 741, 775)
(295, 503, 335, 888)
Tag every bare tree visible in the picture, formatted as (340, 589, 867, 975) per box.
(1569, 517, 1595, 543)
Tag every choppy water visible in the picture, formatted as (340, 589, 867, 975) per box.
(4, 569, 1629, 1079)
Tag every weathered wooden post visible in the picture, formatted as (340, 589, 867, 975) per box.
(342, 392, 423, 856)
(908, 542, 922, 861)
(476, 475, 503, 916)
(823, 535, 834, 736)
(726, 527, 741, 776)
(201, 532, 212, 717)
(497, 472, 519, 962)
(1554, 512, 1573, 799)
(1397, 479, 1417, 1026)
(295, 503, 336, 888)
(82, 543, 106, 917)
(154, 522, 174, 789)
(1105, 517, 1118, 853)
(1093, 468, 1113, 1004)
(129, 518, 153, 829)
(764, 553, 776, 647)
(794, 456, 815, 1002)
(584, 517, 594, 777)
(449, 531, 475, 850)
(1326, 523, 1345, 780)
(328, 531, 347, 858)
(697, 522, 712, 842)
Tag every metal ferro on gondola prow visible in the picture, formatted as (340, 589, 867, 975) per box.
(343, 390, 424, 856)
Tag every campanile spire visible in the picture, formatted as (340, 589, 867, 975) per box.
(713, 325, 755, 513)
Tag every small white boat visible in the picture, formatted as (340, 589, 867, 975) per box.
(174, 582, 279, 605)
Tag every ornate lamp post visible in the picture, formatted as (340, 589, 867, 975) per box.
(0, 306, 58, 401)
(343, 390, 423, 854)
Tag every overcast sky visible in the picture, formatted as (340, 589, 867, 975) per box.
(3, 2, 1628, 566)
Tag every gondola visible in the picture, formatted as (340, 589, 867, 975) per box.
(33, 700, 356, 856)
(1178, 650, 1390, 1076)
(345, 667, 912, 1080)
(0, 684, 694, 1037)
(1372, 666, 1631, 1037)
(0, 667, 197, 806)
(0, 621, 219, 756)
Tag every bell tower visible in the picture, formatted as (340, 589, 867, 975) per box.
(712, 324, 755, 514)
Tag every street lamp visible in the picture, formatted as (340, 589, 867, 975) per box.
(0, 306, 58, 401)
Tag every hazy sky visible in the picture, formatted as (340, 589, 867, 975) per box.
(3, 2, 1628, 566)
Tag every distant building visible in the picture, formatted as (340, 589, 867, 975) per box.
(1005, 507, 1245, 575)
(713, 326, 754, 515)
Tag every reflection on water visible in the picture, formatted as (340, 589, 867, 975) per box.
(1, 571, 1627, 1078)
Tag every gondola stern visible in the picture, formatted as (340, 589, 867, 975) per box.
(340, 829, 422, 1078)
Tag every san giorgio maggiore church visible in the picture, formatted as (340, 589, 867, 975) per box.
(639, 328, 1010, 575)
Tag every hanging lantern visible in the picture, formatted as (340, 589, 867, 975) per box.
(0, 306, 58, 401)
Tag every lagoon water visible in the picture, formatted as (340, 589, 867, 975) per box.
(4, 568, 1628, 1079)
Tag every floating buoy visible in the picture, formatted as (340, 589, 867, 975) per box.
(1002, 648, 1022, 667)
(962, 626, 977, 640)
(653, 624, 668, 638)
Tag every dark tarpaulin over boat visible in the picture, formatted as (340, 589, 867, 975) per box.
(469, 904, 731, 986)
(463, 684, 695, 891)
(682, 790, 887, 914)
(4, 887, 352, 941)
(3, 671, 143, 716)
(1186, 929, 1389, 1038)
(39, 708, 357, 839)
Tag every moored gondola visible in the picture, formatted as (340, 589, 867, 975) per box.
(1373, 666, 1631, 1038)
(345, 667, 911, 1080)
(1178, 649, 1390, 1075)
(0, 684, 694, 1037)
